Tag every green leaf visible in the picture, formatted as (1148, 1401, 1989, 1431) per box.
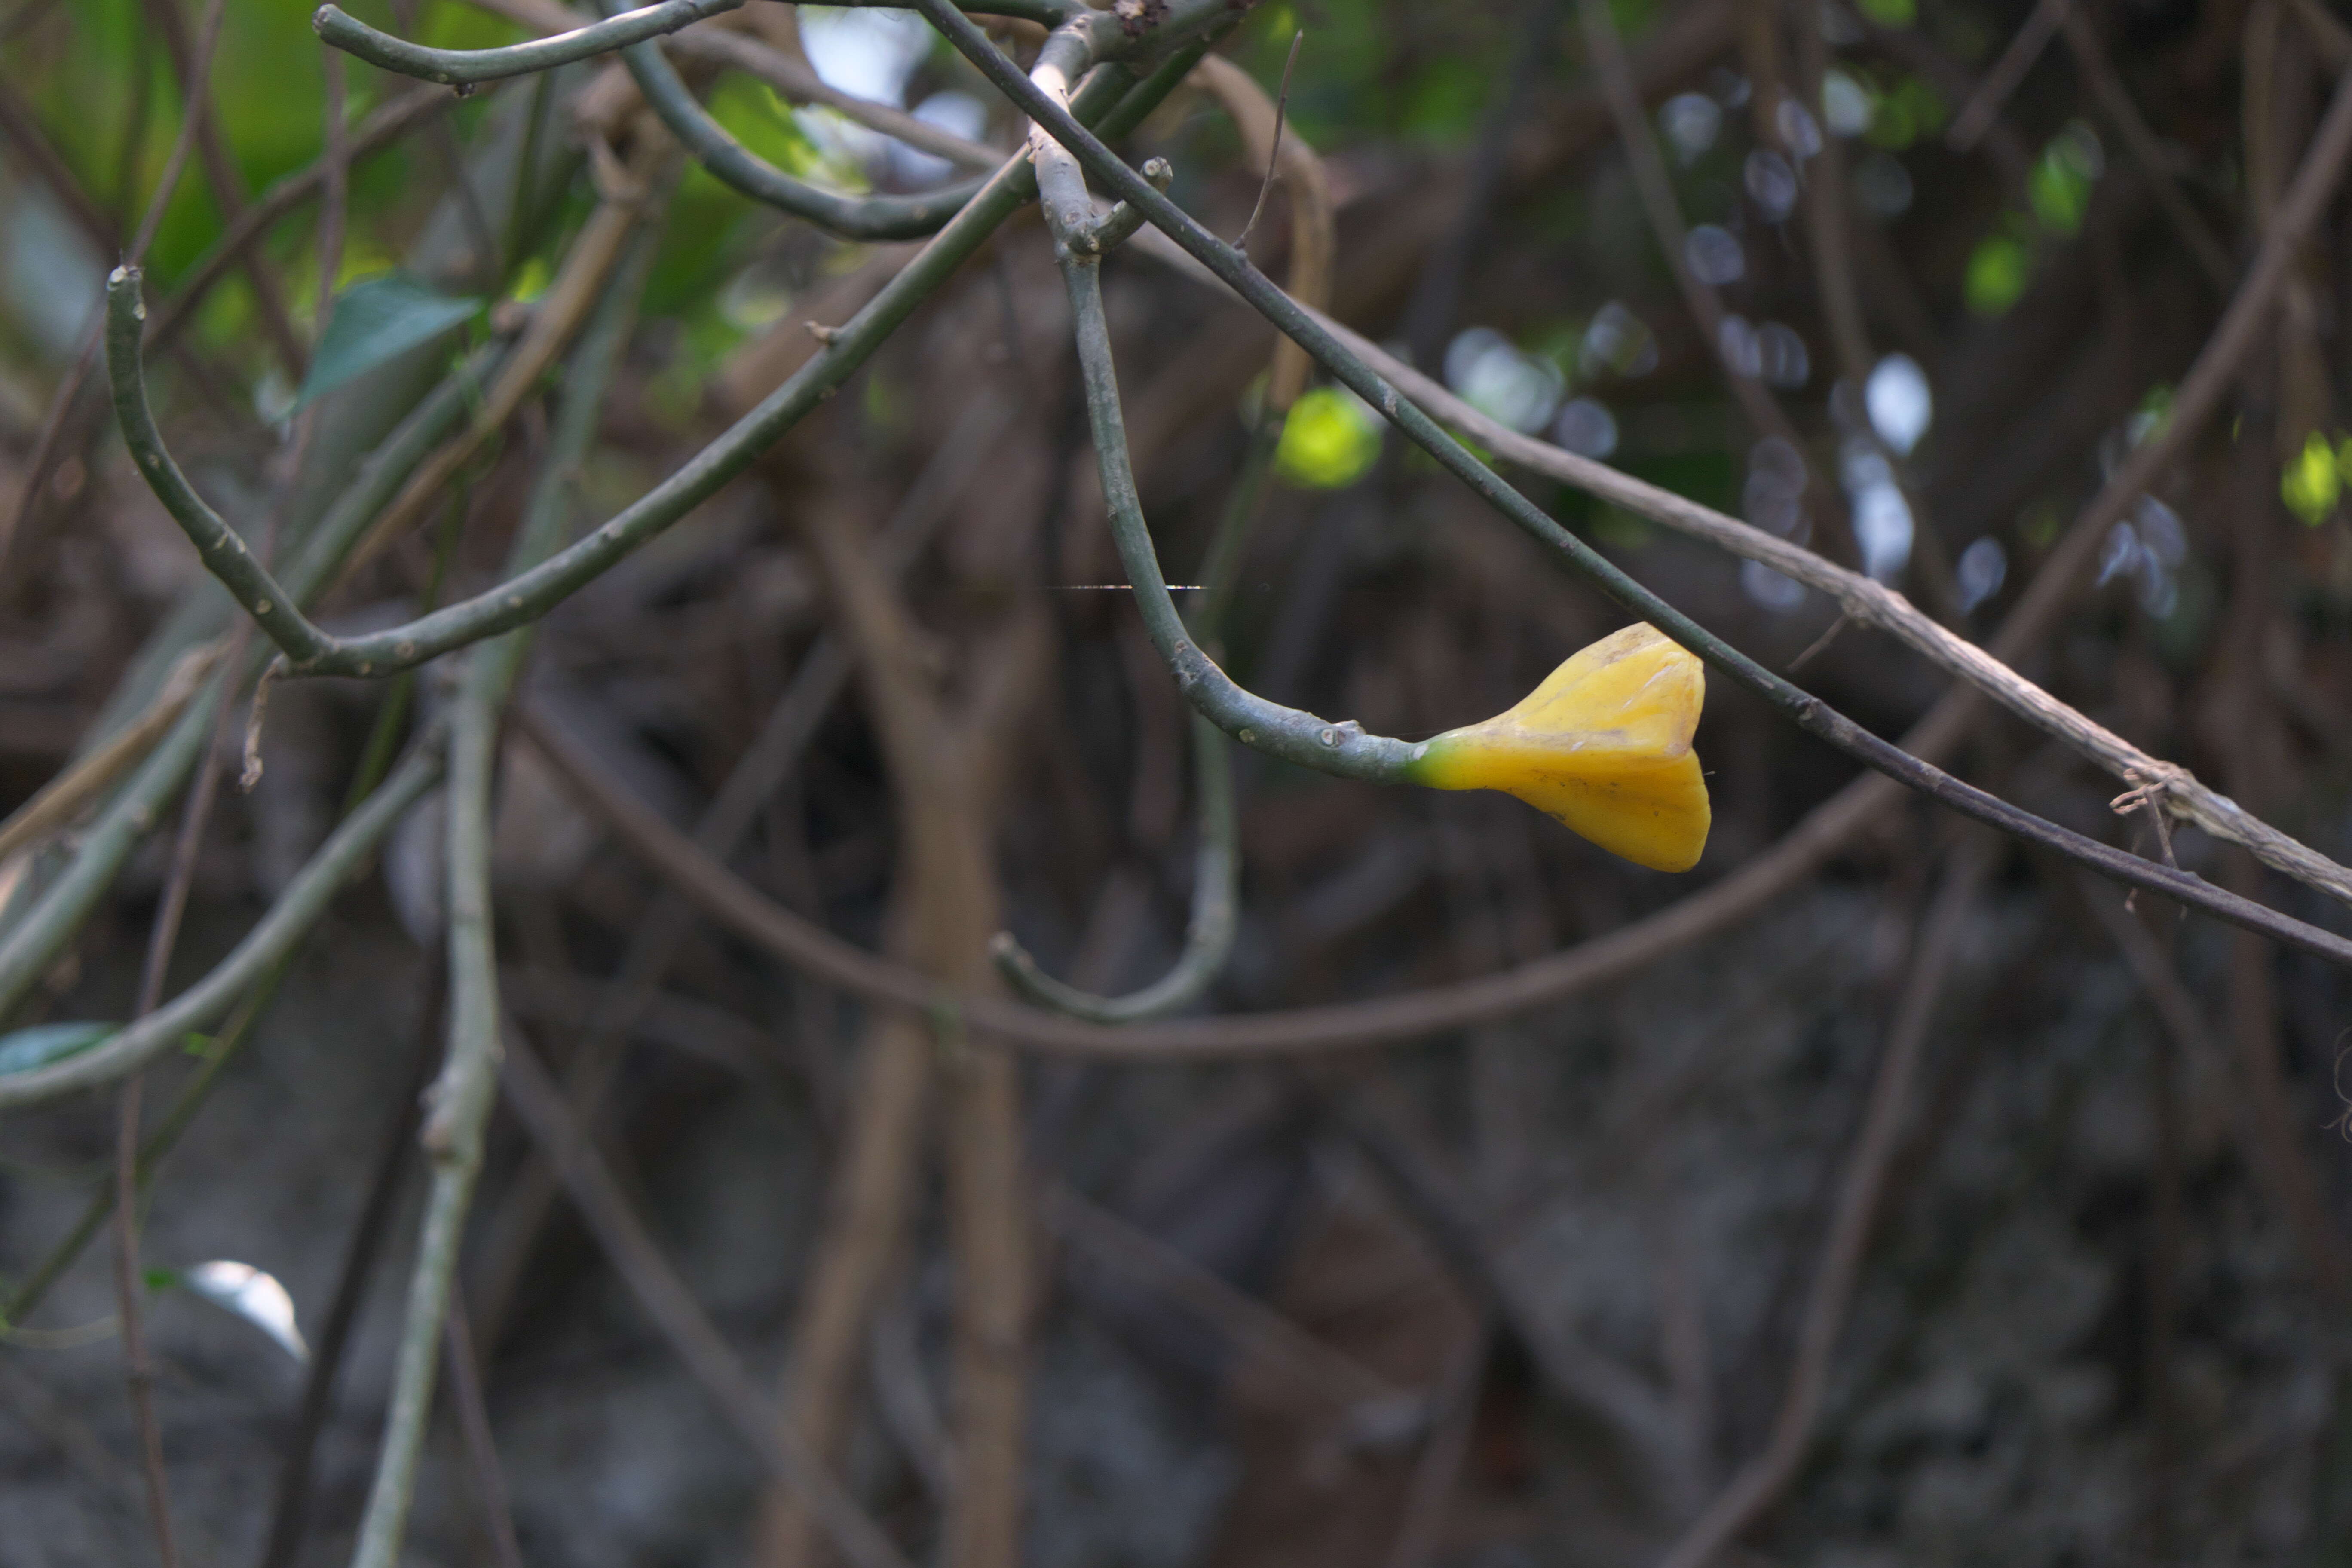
(2283, 432, 2341, 526)
(0, 1021, 116, 1077)
(2027, 124, 2103, 236)
(1964, 235, 2031, 317)
(297, 273, 484, 409)
(1856, 0, 1915, 24)
(1276, 387, 1383, 489)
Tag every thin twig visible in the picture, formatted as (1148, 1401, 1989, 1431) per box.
(256, 954, 441, 1568)
(1236, 29, 1302, 256)
(140, 0, 307, 377)
(1194, 53, 1333, 408)
(0, 642, 226, 863)
(2077, 877, 2352, 1307)
(1381, 1320, 1491, 1568)
(0, 0, 230, 567)
(107, 634, 252, 1568)
(2059, 7, 2234, 294)
(1947, 0, 2072, 152)
(142, 85, 461, 355)
(442, 1305, 526, 1568)
(1049, 1183, 1408, 1415)
(1786, 0, 1961, 622)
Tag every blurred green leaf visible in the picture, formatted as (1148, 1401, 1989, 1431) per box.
(1857, 0, 1916, 23)
(2027, 126, 2102, 236)
(2284, 431, 2341, 526)
(1276, 387, 1382, 488)
(298, 273, 482, 408)
(1864, 74, 1945, 150)
(0, 1021, 115, 1077)
(1964, 235, 2031, 317)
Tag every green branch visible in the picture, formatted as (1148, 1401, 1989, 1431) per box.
(106, 32, 1227, 686)
(916, 0, 2352, 972)
(0, 745, 444, 1110)
(602, 0, 986, 241)
(347, 200, 668, 1568)
(994, 714, 1238, 1022)
(314, 0, 745, 87)
(3, 351, 500, 1024)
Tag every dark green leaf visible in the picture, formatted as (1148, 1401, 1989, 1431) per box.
(297, 273, 484, 409)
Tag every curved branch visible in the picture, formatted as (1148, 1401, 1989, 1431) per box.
(107, 268, 333, 665)
(916, 0, 2352, 967)
(0, 350, 500, 1023)
(104, 30, 1222, 684)
(668, 27, 1001, 171)
(604, 0, 987, 241)
(314, 0, 744, 86)
(992, 714, 1238, 1022)
(1192, 53, 1333, 409)
(515, 685, 2352, 1070)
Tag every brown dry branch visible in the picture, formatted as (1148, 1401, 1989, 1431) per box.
(1657, 833, 1998, 1568)
(1947, 0, 2073, 152)
(2058, 6, 2234, 294)
(1782, 0, 1961, 622)
(141, 84, 462, 355)
(758, 472, 1046, 1568)
(498, 1025, 917, 1568)
(0, 640, 225, 864)
(1047, 1183, 1414, 1422)
(2078, 879, 2352, 1307)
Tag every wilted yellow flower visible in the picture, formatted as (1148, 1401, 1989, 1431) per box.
(1406, 623, 1710, 872)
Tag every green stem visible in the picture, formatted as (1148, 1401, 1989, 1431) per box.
(918, 0, 2352, 971)
(314, 0, 746, 87)
(105, 24, 1226, 685)
(345, 207, 664, 1568)
(992, 713, 1237, 1022)
(1, 350, 500, 1023)
(991, 401, 1268, 1021)
(0, 746, 445, 1110)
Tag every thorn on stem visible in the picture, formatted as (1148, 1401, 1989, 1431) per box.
(805, 321, 842, 346)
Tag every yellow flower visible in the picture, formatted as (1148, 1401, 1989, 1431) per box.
(1406, 623, 1711, 872)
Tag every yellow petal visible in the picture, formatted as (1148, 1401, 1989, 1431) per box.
(1407, 623, 1711, 872)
